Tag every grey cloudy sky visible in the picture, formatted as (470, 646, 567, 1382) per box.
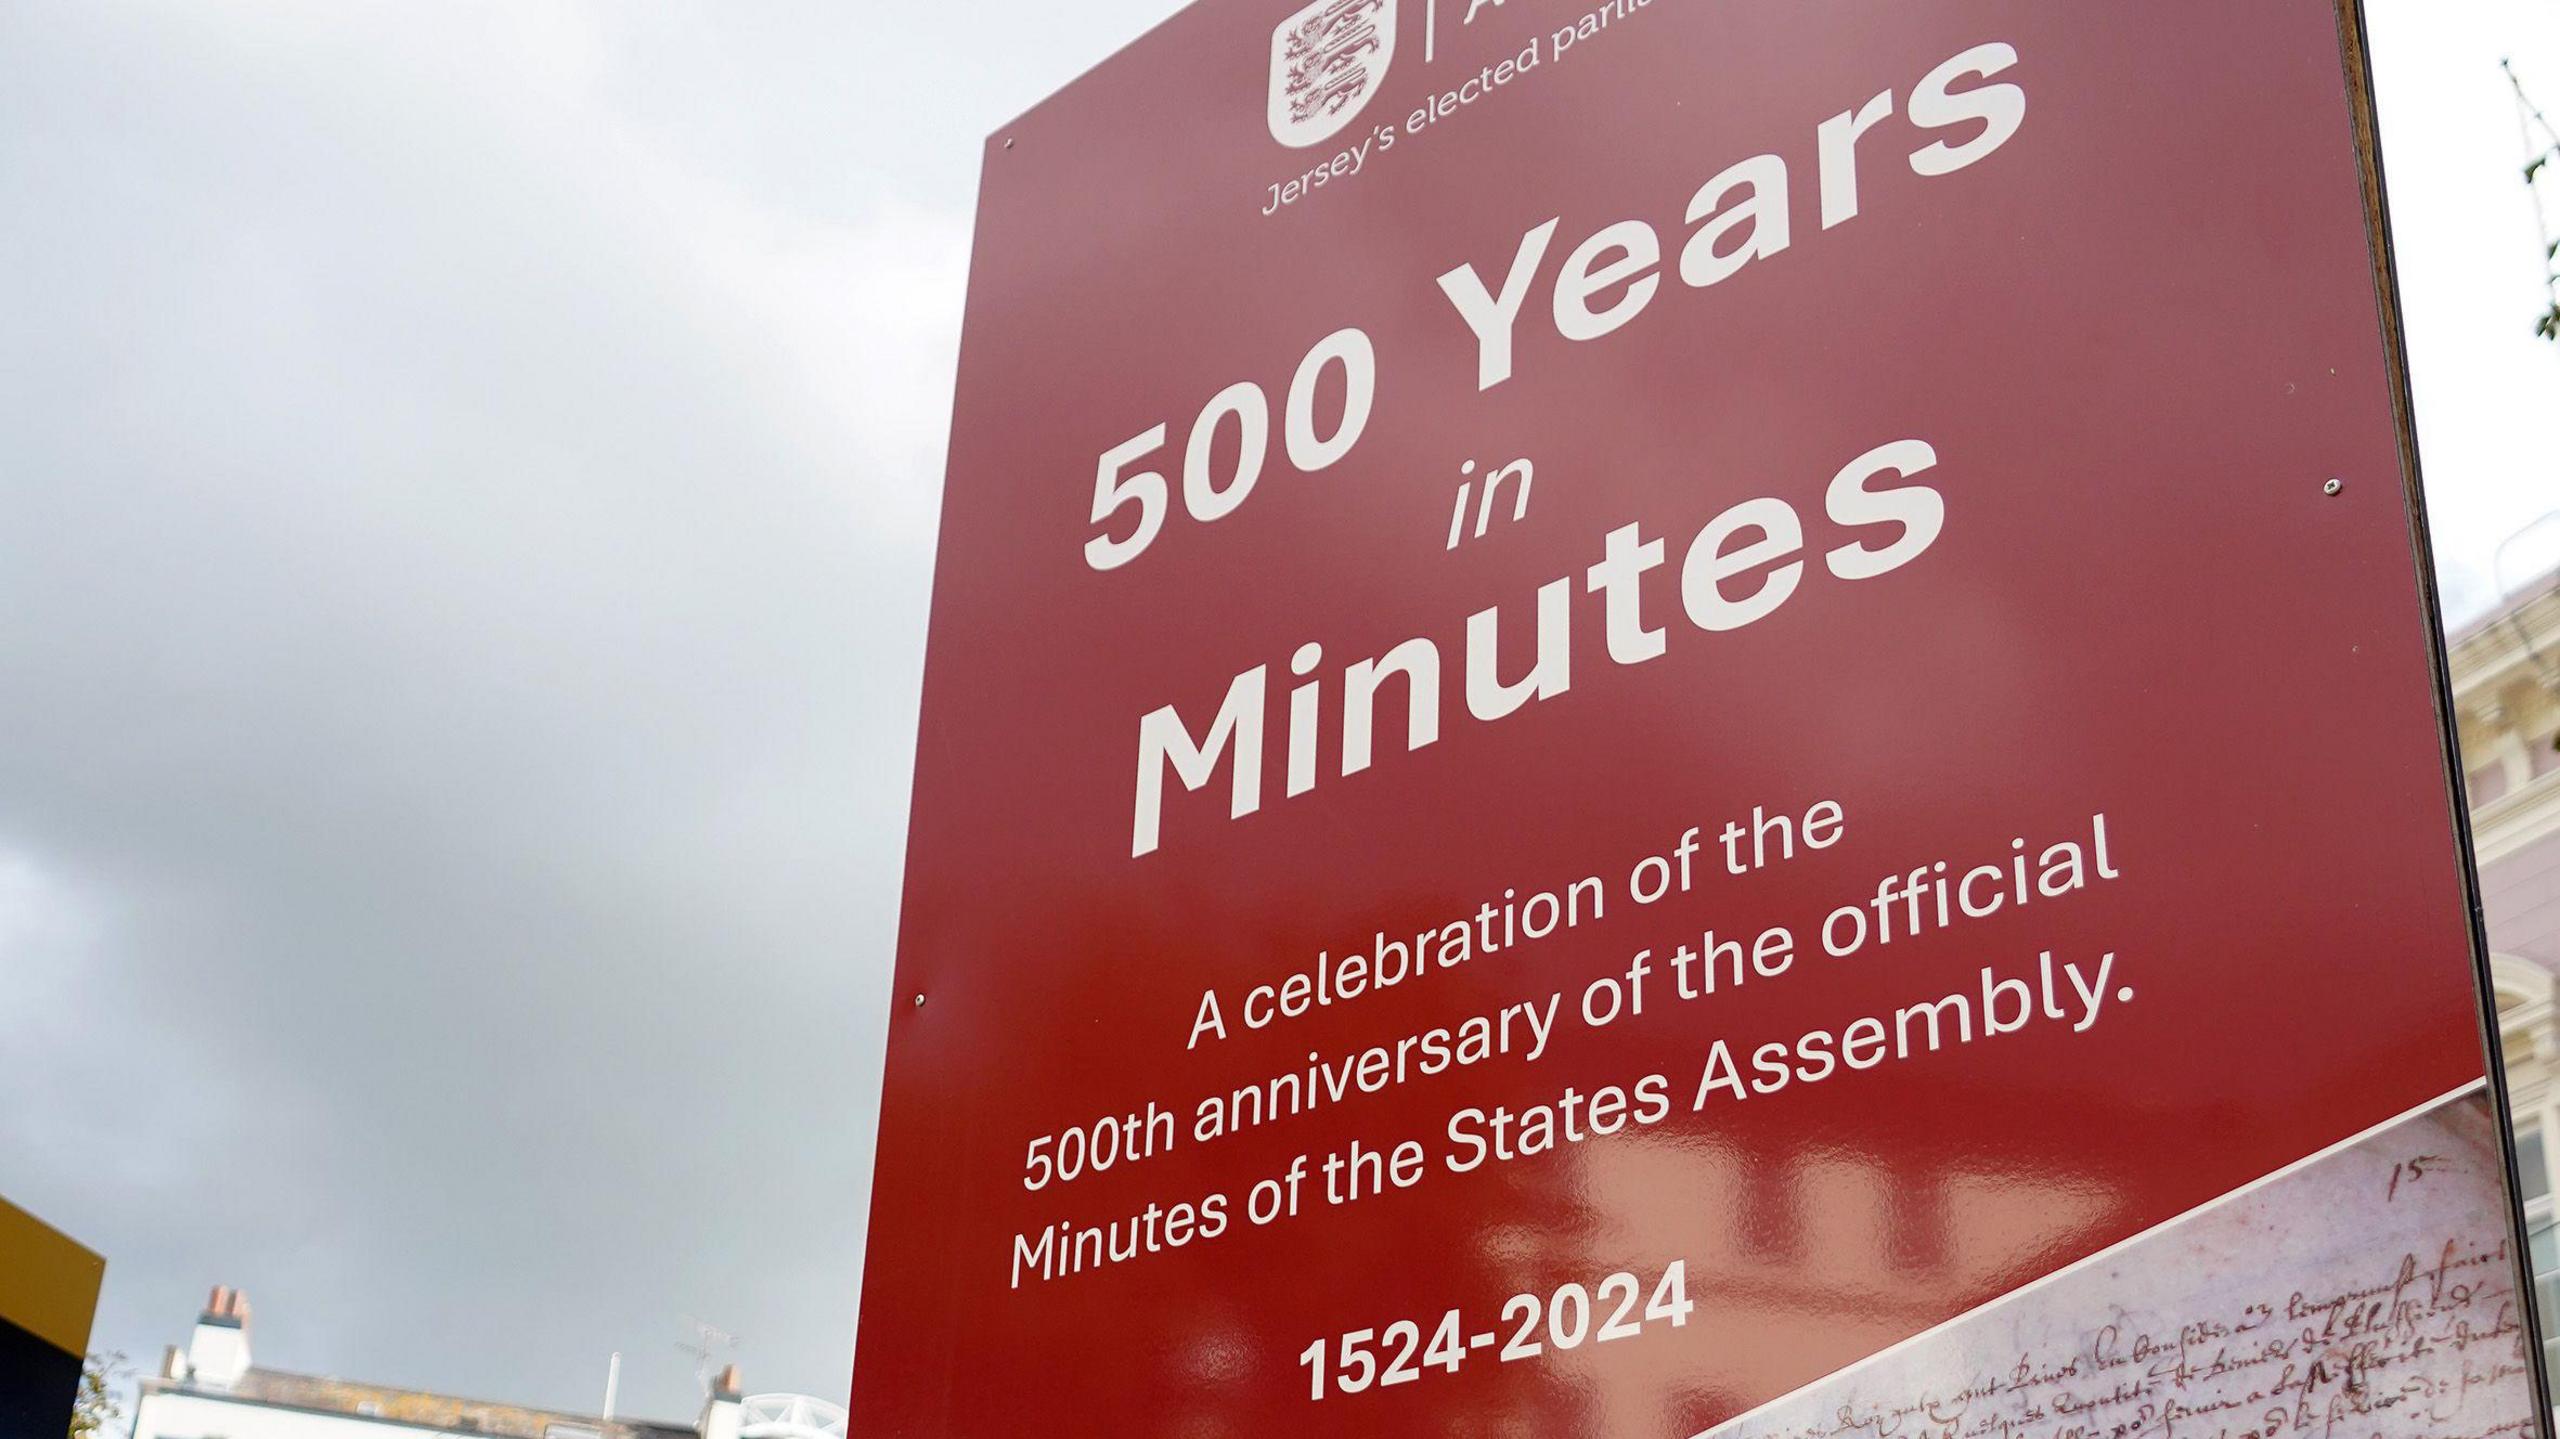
(1, 0, 2554, 1426)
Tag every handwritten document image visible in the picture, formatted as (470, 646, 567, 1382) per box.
(1695, 1090, 2539, 1439)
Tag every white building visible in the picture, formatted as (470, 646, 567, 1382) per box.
(130, 1291, 846, 1439)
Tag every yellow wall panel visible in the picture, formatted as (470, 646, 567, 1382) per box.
(0, 1198, 102, 1359)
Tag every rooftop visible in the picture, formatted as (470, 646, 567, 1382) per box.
(140, 1367, 695, 1439)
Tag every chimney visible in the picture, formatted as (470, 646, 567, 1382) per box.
(187, 1287, 252, 1388)
(697, 1366, 744, 1439)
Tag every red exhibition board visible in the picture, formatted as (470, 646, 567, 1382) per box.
(852, 2, 2539, 1435)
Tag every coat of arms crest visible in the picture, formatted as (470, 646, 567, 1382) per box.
(1268, 0, 1397, 149)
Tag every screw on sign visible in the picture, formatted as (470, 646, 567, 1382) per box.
(852, 2, 2532, 1436)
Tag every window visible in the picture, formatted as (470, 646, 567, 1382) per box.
(2517, 1122, 2560, 1404)
(2474, 764, 2514, 808)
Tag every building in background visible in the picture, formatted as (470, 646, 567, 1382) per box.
(129, 1293, 846, 1439)
(2462, 566, 2560, 1397)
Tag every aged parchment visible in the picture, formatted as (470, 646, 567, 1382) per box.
(1696, 1091, 2540, 1439)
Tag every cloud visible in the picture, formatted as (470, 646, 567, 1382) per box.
(0, 0, 963, 1417)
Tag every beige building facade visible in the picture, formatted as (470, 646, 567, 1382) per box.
(2460, 570, 2560, 1395)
